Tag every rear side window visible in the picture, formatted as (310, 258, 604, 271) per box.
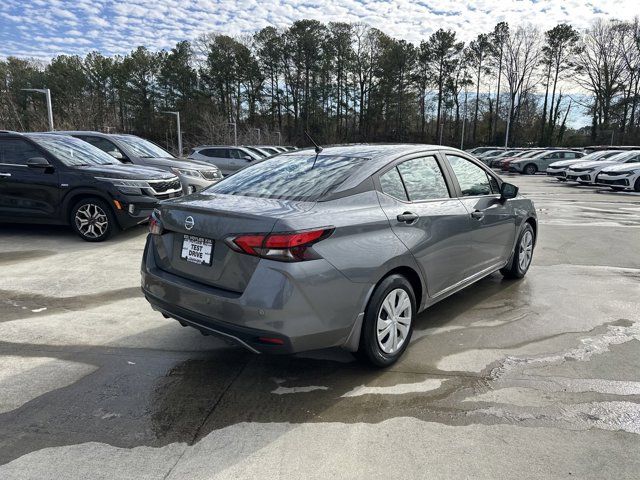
(397, 156, 449, 201)
(200, 148, 226, 158)
(208, 154, 366, 201)
(446, 155, 493, 196)
(380, 167, 408, 201)
(0, 138, 42, 165)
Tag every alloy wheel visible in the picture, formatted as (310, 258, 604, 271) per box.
(75, 203, 109, 239)
(518, 230, 533, 272)
(377, 288, 412, 354)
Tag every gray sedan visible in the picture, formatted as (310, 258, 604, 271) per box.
(142, 145, 537, 367)
(508, 149, 584, 174)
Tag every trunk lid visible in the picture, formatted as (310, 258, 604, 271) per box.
(152, 191, 315, 292)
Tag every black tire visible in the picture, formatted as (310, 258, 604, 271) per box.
(69, 197, 117, 242)
(358, 274, 416, 368)
(501, 223, 535, 279)
(523, 164, 538, 175)
(634, 177, 640, 193)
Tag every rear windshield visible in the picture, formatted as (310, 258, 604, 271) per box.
(207, 154, 367, 201)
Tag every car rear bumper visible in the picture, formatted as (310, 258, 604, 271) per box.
(140, 237, 370, 354)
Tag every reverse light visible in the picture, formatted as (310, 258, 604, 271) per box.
(226, 228, 334, 262)
(149, 209, 164, 235)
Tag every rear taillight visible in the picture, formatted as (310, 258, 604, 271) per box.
(149, 209, 164, 235)
(226, 227, 334, 262)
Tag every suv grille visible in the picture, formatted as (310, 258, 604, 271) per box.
(149, 179, 181, 193)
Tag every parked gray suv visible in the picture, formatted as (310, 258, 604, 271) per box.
(141, 145, 537, 367)
(58, 131, 222, 194)
(509, 149, 584, 174)
(188, 146, 262, 174)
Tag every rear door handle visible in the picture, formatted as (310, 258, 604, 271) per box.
(471, 210, 484, 220)
(397, 212, 419, 223)
(0, 173, 11, 177)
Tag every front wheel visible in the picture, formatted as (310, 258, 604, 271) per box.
(70, 197, 117, 242)
(634, 177, 640, 193)
(358, 274, 416, 368)
(501, 223, 535, 279)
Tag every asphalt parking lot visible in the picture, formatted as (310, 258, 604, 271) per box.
(1, 175, 639, 479)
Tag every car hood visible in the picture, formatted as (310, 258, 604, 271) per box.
(601, 162, 640, 172)
(75, 163, 176, 180)
(137, 157, 216, 171)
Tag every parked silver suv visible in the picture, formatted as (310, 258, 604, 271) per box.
(189, 146, 263, 174)
(142, 145, 537, 367)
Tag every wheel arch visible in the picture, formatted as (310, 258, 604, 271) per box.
(62, 189, 115, 224)
(342, 264, 425, 352)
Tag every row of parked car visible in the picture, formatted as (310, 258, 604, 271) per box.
(467, 146, 640, 192)
(0, 129, 292, 241)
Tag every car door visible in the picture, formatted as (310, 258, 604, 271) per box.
(538, 151, 562, 170)
(0, 137, 61, 220)
(376, 154, 477, 297)
(443, 153, 517, 274)
(227, 148, 252, 172)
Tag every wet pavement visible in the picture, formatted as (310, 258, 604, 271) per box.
(1, 175, 639, 479)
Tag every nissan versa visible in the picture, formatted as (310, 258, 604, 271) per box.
(141, 145, 537, 366)
(0, 131, 182, 241)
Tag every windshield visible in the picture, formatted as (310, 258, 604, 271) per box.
(609, 151, 640, 162)
(28, 134, 118, 166)
(207, 154, 367, 201)
(113, 135, 174, 158)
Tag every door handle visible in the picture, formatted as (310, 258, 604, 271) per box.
(470, 210, 484, 220)
(0, 173, 11, 177)
(397, 212, 419, 223)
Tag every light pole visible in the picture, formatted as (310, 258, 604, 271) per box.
(22, 88, 54, 131)
(460, 88, 468, 150)
(254, 128, 261, 143)
(161, 111, 182, 156)
(228, 122, 237, 146)
(275, 131, 281, 146)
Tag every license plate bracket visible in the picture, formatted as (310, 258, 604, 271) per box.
(180, 235, 213, 266)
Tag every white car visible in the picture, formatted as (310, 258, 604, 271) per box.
(546, 150, 620, 181)
(596, 161, 640, 192)
(566, 151, 640, 185)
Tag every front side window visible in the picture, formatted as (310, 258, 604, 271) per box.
(446, 155, 492, 197)
(0, 139, 42, 165)
(208, 154, 366, 201)
(396, 156, 449, 201)
(380, 167, 408, 201)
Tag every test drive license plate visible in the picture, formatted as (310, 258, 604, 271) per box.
(181, 235, 213, 265)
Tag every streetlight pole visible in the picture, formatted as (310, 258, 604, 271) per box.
(228, 122, 237, 146)
(161, 111, 182, 156)
(254, 128, 261, 143)
(460, 88, 468, 150)
(22, 88, 54, 131)
(275, 131, 281, 146)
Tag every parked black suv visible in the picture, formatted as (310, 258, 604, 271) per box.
(0, 132, 183, 241)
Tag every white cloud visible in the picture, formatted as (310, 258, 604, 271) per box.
(1, 0, 639, 59)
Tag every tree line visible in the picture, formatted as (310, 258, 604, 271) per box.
(1, 18, 639, 153)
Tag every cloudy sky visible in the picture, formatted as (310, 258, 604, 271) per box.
(0, 0, 637, 59)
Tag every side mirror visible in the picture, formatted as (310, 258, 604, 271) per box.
(109, 150, 124, 160)
(500, 182, 519, 200)
(243, 155, 253, 161)
(27, 157, 52, 169)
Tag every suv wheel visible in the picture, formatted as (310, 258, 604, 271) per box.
(501, 223, 535, 279)
(634, 177, 640, 192)
(524, 164, 538, 175)
(70, 198, 116, 242)
(358, 274, 416, 367)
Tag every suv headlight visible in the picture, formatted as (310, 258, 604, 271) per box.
(94, 177, 151, 195)
(171, 167, 203, 178)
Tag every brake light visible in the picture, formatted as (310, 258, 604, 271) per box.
(226, 228, 334, 262)
(149, 209, 163, 235)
